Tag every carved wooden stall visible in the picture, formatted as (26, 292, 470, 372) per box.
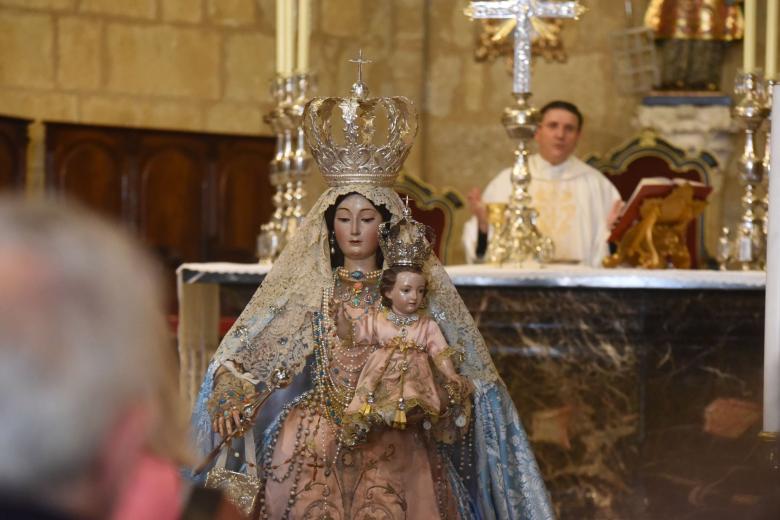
(0, 115, 31, 192)
(44, 122, 275, 304)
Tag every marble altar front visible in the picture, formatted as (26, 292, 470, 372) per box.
(177, 263, 767, 519)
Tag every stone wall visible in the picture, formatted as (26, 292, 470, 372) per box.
(0, 0, 747, 263)
(0, 0, 282, 194)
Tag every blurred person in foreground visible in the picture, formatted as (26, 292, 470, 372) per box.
(0, 197, 236, 520)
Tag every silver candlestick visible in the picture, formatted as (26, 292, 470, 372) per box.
(486, 93, 554, 264)
(258, 73, 313, 261)
(286, 73, 312, 238)
(732, 71, 769, 270)
(761, 80, 776, 258)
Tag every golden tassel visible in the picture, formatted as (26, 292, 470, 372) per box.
(393, 409, 407, 429)
(360, 402, 372, 416)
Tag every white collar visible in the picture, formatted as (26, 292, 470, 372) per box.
(532, 154, 583, 181)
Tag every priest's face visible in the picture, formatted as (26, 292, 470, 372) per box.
(534, 108, 581, 166)
(333, 194, 382, 262)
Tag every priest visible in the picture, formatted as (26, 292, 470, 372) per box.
(462, 100, 622, 266)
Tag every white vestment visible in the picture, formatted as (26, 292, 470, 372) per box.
(462, 154, 621, 267)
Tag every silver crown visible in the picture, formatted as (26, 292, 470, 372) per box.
(303, 51, 418, 187)
(379, 199, 435, 268)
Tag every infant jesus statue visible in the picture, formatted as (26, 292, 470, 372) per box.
(337, 205, 472, 436)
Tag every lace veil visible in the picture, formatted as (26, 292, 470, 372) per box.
(212, 184, 500, 389)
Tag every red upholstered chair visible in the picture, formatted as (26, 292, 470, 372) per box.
(394, 172, 464, 265)
(585, 130, 717, 268)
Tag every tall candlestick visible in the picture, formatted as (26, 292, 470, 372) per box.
(744, 0, 757, 72)
(768, 0, 779, 79)
(297, 0, 311, 73)
(275, 0, 284, 74)
(765, 84, 780, 433)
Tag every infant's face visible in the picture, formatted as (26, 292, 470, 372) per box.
(387, 271, 426, 316)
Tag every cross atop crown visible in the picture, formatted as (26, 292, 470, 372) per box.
(349, 49, 372, 83)
(348, 49, 373, 98)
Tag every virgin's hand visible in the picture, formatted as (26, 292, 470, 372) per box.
(328, 297, 339, 317)
(212, 409, 244, 439)
(335, 302, 351, 340)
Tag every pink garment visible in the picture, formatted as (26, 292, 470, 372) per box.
(344, 312, 455, 427)
(112, 453, 183, 520)
(262, 307, 462, 518)
(263, 404, 458, 519)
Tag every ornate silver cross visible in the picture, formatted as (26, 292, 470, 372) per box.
(348, 49, 372, 84)
(348, 49, 372, 98)
(467, 0, 584, 93)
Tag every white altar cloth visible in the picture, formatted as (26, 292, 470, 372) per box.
(444, 264, 765, 289)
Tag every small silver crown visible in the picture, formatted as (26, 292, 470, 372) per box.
(304, 51, 418, 187)
(379, 199, 435, 268)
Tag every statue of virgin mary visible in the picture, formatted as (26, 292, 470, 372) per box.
(190, 68, 554, 519)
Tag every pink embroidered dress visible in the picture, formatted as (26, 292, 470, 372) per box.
(344, 308, 463, 430)
(258, 274, 465, 519)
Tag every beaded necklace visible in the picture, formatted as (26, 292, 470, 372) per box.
(312, 270, 380, 443)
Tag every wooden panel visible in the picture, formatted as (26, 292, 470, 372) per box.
(0, 115, 31, 191)
(44, 122, 275, 270)
(47, 126, 127, 220)
(0, 134, 17, 189)
(214, 139, 275, 262)
(137, 136, 210, 269)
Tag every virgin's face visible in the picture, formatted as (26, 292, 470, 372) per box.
(333, 194, 382, 263)
(386, 271, 426, 316)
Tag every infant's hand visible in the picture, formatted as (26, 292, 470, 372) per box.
(447, 375, 473, 402)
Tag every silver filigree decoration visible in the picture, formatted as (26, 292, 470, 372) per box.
(379, 201, 435, 268)
(430, 309, 447, 322)
(304, 51, 418, 188)
(231, 324, 250, 347)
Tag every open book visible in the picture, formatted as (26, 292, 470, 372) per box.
(609, 177, 712, 243)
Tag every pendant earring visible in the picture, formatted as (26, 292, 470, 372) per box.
(329, 231, 336, 255)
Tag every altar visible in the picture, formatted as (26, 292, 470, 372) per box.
(177, 263, 766, 518)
